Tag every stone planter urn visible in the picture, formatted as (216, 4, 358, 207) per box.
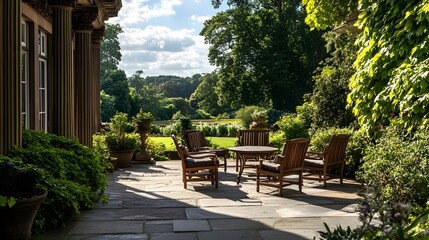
(133, 110, 156, 164)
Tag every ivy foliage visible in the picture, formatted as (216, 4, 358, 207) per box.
(350, 1, 429, 131)
(303, 0, 429, 132)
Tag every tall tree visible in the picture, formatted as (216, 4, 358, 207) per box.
(101, 69, 131, 114)
(190, 72, 230, 116)
(100, 23, 123, 79)
(203, 0, 326, 112)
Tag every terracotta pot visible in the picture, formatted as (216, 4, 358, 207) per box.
(109, 151, 134, 168)
(0, 190, 47, 240)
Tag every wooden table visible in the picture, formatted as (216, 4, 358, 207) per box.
(229, 146, 278, 184)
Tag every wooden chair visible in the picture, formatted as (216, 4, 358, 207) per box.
(184, 130, 229, 172)
(235, 129, 271, 171)
(171, 135, 219, 189)
(303, 134, 350, 188)
(256, 138, 310, 196)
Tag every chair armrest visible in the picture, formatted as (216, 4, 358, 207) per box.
(195, 147, 211, 151)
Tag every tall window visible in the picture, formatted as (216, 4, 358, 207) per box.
(38, 30, 48, 131)
(21, 20, 29, 129)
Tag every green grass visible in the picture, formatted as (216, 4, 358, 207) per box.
(150, 136, 236, 152)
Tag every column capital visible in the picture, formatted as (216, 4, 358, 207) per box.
(48, 0, 75, 8)
(72, 5, 98, 31)
(92, 27, 105, 44)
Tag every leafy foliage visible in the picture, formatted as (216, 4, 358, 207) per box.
(100, 23, 122, 79)
(101, 69, 131, 114)
(358, 126, 429, 210)
(203, 0, 326, 112)
(302, 0, 358, 30)
(235, 106, 266, 129)
(311, 32, 357, 131)
(303, 0, 429, 132)
(105, 112, 140, 152)
(7, 130, 107, 232)
(348, 1, 429, 132)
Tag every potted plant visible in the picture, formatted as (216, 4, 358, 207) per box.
(133, 109, 155, 163)
(105, 112, 140, 168)
(250, 110, 269, 129)
(0, 156, 47, 240)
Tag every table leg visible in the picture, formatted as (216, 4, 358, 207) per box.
(236, 153, 246, 184)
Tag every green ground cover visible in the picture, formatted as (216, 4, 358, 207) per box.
(153, 119, 241, 126)
(150, 136, 236, 152)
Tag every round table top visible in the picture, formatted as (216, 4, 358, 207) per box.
(228, 146, 278, 153)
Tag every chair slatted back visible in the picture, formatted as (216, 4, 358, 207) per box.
(237, 129, 270, 146)
(281, 138, 310, 172)
(324, 134, 350, 166)
(185, 130, 208, 152)
(171, 135, 188, 160)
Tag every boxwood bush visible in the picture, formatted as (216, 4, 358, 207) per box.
(8, 129, 107, 232)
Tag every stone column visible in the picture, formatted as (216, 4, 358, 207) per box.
(92, 28, 104, 133)
(49, 0, 75, 138)
(0, 0, 21, 154)
(73, 6, 98, 147)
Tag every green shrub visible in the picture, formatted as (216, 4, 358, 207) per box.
(236, 106, 265, 128)
(358, 127, 429, 211)
(145, 138, 169, 161)
(215, 123, 228, 137)
(276, 114, 310, 140)
(8, 129, 107, 232)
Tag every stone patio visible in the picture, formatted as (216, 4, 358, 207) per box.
(33, 159, 362, 240)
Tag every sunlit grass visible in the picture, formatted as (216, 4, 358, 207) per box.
(150, 136, 236, 152)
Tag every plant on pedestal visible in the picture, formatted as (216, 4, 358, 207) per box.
(250, 110, 269, 129)
(133, 109, 155, 163)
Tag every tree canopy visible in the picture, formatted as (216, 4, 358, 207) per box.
(303, 0, 429, 131)
(203, 0, 326, 112)
(100, 23, 123, 79)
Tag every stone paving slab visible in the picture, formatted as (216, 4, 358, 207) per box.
(71, 221, 144, 235)
(173, 219, 211, 232)
(67, 234, 149, 240)
(208, 218, 273, 231)
(150, 232, 198, 240)
(143, 220, 174, 233)
(259, 229, 319, 240)
(198, 198, 262, 207)
(186, 206, 281, 219)
(78, 208, 186, 221)
(198, 230, 263, 240)
(275, 204, 359, 218)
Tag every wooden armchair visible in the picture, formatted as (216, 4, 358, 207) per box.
(171, 135, 219, 189)
(235, 129, 271, 171)
(303, 134, 350, 188)
(256, 138, 310, 196)
(184, 130, 229, 172)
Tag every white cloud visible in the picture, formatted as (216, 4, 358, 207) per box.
(108, 0, 183, 27)
(190, 15, 210, 23)
(118, 26, 215, 77)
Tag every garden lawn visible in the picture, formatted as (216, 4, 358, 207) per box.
(149, 136, 236, 152)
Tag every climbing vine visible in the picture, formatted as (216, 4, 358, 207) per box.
(303, 0, 429, 132)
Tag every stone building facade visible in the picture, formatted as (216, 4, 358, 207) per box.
(0, 0, 121, 154)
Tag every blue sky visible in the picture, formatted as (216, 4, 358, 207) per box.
(107, 0, 228, 77)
